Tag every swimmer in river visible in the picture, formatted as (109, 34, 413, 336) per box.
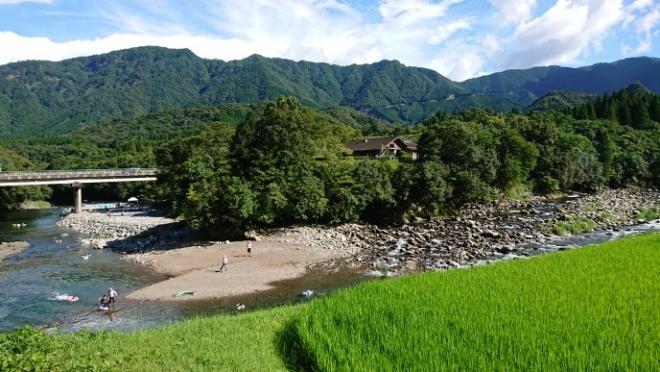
(98, 294, 111, 311)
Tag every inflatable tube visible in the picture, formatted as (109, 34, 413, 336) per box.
(54, 294, 79, 302)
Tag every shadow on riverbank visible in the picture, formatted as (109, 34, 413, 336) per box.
(105, 222, 211, 254)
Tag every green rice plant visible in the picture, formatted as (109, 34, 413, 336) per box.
(287, 233, 660, 371)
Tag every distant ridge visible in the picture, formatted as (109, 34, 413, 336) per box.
(527, 91, 600, 112)
(0, 46, 658, 137)
(463, 56, 660, 107)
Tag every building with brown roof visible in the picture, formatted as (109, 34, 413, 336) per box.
(344, 136, 418, 160)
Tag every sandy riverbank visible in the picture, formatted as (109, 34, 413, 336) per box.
(124, 230, 360, 301)
(57, 209, 366, 301)
(0, 241, 29, 262)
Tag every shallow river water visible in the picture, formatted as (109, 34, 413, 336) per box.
(0, 209, 363, 332)
(1, 208, 658, 333)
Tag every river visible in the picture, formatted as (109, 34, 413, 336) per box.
(0, 209, 363, 333)
(1, 207, 658, 333)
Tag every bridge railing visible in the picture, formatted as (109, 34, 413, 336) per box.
(0, 168, 158, 181)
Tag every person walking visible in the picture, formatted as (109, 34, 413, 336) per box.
(247, 241, 253, 257)
(219, 254, 229, 272)
(108, 288, 118, 305)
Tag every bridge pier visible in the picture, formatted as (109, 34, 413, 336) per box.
(0, 169, 158, 211)
(73, 184, 82, 214)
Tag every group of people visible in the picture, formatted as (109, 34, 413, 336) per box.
(218, 241, 255, 272)
(98, 287, 118, 311)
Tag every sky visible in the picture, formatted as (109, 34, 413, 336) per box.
(0, 0, 657, 81)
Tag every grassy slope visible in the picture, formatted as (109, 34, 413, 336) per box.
(2, 233, 659, 371)
(291, 233, 660, 370)
(55, 307, 298, 371)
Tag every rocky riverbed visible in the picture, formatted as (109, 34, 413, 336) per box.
(267, 189, 659, 275)
(57, 190, 659, 277)
(57, 210, 178, 249)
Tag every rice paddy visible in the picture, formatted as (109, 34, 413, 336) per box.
(2, 233, 659, 371)
(287, 233, 660, 371)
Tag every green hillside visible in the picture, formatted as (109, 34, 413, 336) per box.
(527, 91, 599, 111)
(463, 57, 660, 106)
(0, 47, 461, 137)
(567, 83, 660, 128)
(0, 47, 659, 138)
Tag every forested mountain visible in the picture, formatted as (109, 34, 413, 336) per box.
(527, 91, 599, 112)
(0, 47, 460, 137)
(463, 57, 660, 107)
(0, 102, 403, 172)
(0, 46, 658, 137)
(567, 83, 660, 127)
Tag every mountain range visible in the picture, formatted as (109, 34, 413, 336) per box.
(0, 46, 658, 137)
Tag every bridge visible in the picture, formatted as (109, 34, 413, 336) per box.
(0, 168, 158, 213)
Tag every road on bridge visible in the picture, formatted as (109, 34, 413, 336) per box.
(0, 168, 158, 213)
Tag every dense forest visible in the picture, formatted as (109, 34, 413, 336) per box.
(0, 103, 403, 209)
(568, 83, 660, 127)
(0, 147, 50, 210)
(1, 86, 658, 228)
(154, 92, 659, 236)
(527, 91, 599, 112)
(0, 46, 658, 137)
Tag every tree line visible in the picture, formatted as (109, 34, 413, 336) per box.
(155, 95, 659, 236)
(567, 83, 660, 129)
(1, 86, 658, 224)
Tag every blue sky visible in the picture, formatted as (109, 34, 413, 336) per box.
(0, 0, 657, 81)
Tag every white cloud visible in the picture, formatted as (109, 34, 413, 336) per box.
(629, 0, 653, 11)
(499, 0, 625, 68)
(621, 0, 659, 56)
(0, 0, 656, 81)
(379, 0, 461, 25)
(429, 19, 472, 44)
(488, 0, 536, 25)
(0, 31, 272, 65)
(637, 6, 660, 35)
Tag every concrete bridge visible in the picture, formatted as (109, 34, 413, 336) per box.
(0, 168, 158, 213)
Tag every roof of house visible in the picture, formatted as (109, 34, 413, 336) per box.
(344, 136, 417, 152)
(400, 139, 418, 151)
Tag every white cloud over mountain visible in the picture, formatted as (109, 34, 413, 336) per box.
(0, 0, 657, 81)
(500, 0, 625, 69)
